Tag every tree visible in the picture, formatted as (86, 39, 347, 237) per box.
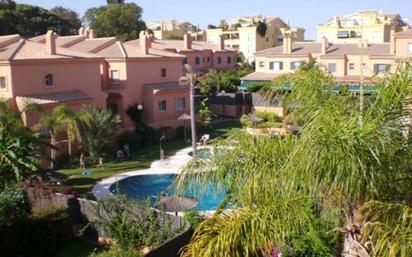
(0, 1, 81, 37)
(83, 3, 146, 41)
(0, 101, 50, 182)
(50, 6, 82, 35)
(219, 19, 228, 30)
(256, 20, 267, 37)
(76, 107, 120, 160)
(176, 66, 412, 257)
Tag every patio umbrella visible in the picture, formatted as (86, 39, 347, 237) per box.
(157, 195, 198, 212)
(177, 113, 191, 141)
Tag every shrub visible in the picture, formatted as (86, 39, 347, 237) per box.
(183, 209, 203, 229)
(0, 184, 30, 226)
(246, 81, 271, 93)
(255, 111, 283, 123)
(117, 131, 141, 152)
(96, 196, 175, 250)
(135, 123, 157, 146)
(0, 207, 73, 257)
(90, 247, 141, 257)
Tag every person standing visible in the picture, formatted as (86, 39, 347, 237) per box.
(97, 157, 104, 169)
(80, 152, 86, 170)
(123, 143, 130, 159)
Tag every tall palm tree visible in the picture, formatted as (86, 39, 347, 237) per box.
(39, 110, 64, 170)
(52, 105, 78, 167)
(76, 107, 120, 160)
(176, 66, 412, 257)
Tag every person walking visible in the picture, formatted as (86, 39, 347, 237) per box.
(97, 157, 104, 169)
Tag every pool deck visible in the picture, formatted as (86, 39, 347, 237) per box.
(92, 147, 198, 199)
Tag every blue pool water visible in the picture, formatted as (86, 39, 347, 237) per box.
(111, 174, 226, 211)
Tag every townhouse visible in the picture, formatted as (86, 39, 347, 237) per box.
(0, 28, 237, 130)
(241, 29, 412, 88)
(147, 19, 204, 41)
(317, 10, 409, 43)
(207, 15, 305, 63)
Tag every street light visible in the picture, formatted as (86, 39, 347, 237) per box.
(137, 104, 143, 111)
(179, 64, 199, 161)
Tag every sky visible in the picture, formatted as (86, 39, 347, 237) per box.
(15, 0, 412, 40)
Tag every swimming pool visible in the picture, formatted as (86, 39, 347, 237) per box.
(111, 174, 226, 211)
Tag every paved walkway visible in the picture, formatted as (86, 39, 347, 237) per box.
(92, 147, 196, 199)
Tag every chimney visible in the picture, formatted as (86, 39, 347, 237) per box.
(218, 34, 225, 50)
(321, 36, 329, 55)
(84, 28, 90, 38)
(88, 29, 95, 39)
(390, 29, 396, 54)
(79, 27, 84, 36)
(283, 33, 292, 54)
(184, 33, 192, 50)
(139, 31, 149, 55)
(46, 30, 56, 55)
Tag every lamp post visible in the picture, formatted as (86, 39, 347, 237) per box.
(179, 65, 198, 161)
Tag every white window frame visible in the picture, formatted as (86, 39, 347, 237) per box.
(176, 97, 185, 111)
(0, 76, 6, 89)
(259, 61, 265, 68)
(110, 70, 120, 82)
(269, 61, 283, 71)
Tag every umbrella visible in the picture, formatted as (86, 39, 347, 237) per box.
(177, 113, 191, 141)
(156, 195, 198, 212)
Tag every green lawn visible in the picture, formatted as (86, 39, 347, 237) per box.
(54, 240, 103, 257)
(57, 120, 243, 198)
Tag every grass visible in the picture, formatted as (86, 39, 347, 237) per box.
(57, 120, 243, 198)
(54, 240, 103, 257)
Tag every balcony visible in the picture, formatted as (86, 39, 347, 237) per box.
(105, 80, 127, 94)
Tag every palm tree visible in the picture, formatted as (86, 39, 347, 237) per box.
(52, 105, 78, 167)
(39, 110, 65, 170)
(175, 66, 412, 257)
(76, 107, 120, 160)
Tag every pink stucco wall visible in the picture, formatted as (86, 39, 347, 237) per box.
(10, 59, 106, 109)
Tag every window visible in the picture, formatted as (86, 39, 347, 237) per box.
(207, 57, 210, 63)
(0, 76, 5, 89)
(290, 62, 302, 71)
(203, 57, 205, 63)
(408, 43, 412, 54)
(158, 100, 166, 112)
(327, 63, 336, 73)
(110, 70, 120, 82)
(176, 97, 185, 110)
(44, 74, 53, 86)
(182, 58, 188, 65)
(374, 64, 389, 73)
(372, 31, 381, 43)
(269, 61, 283, 71)
(349, 63, 355, 70)
(259, 61, 265, 68)
(337, 31, 349, 38)
(227, 56, 232, 64)
(195, 56, 200, 65)
(217, 56, 222, 65)
(161, 68, 166, 78)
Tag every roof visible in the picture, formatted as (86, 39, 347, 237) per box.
(145, 82, 189, 91)
(255, 42, 392, 57)
(15, 90, 92, 106)
(150, 39, 235, 53)
(123, 40, 185, 58)
(0, 39, 101, 61)
(240, 72, 279, 81)
(395, 30, 412, 37)
(0, 34, 20, 48)
(68, 37, 117, 53)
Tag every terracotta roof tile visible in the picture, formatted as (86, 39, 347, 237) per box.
(123, 40, 185, 58)
(255, 42, 392, 57)
(16, 90, 92, 106)
(395, 30, 412, 37)
(0, 34, 21, 48)
(0, 39, 102, 61)
(67, 37, 117, 53)
(240, 72, 279, 81)
(150, 39, 235, 52)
